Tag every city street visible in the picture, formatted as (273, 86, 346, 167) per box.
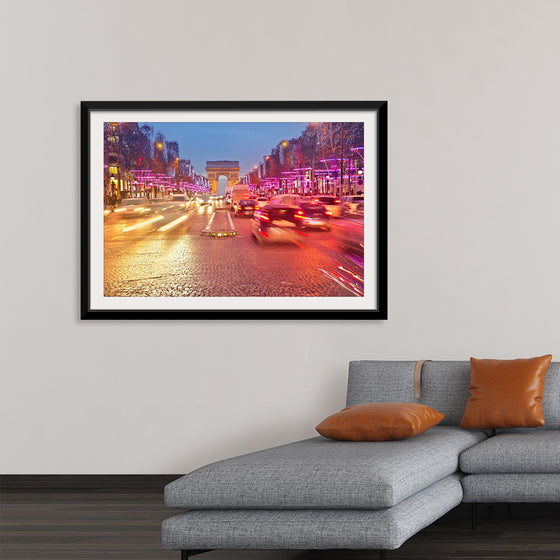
(104, 199, 364, 298)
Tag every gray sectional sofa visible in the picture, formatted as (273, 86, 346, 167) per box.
(162, 360, 560, 559)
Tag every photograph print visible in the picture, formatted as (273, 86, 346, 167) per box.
(81, 101, 387, 319)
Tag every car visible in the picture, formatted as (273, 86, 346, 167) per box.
(269, 194, 302, 207)
(235, 198, 257, 217)
(113, 197, 152, 217)
(168, 193, 190, 209)
(195, 195, 210, 205)
(250, 204, 305, 245)
(230, 184, 251, 210)
(255, 197, 270, 209)
(294, 202, 330, 230)
(331, 216, 364, 254)
(312, 195, 343, 217)
(340, 195, 364, 215)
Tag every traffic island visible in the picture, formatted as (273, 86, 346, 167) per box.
(201, 208, 238, 238)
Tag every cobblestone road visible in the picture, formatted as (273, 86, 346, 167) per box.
(104, 200, 363, 298)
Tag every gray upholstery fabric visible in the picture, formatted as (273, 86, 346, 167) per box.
(162, 474, 463, 551)
(347, 361, 471, 425)
(541, 362, 560, 428)
(165, 427, 485, 510)
(347, 361, 560, 428)
(462, 474, 560, 502)
(460, 430, 560, 474)
(347, 360, 418, 404)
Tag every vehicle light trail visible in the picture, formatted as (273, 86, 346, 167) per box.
(226, 212, 235, 230)
(157, 214, 189, 232)
(338, 265, 363, 283)
(203, 212, 217, 232)
(319, 269, 362, 296)
(122, 215, 164, 232)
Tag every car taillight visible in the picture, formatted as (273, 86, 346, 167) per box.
(260, 214, 270, 221)
(326, 211, 332, 216)
(334, 199, 341, 204)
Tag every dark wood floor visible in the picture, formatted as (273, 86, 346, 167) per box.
(1, 489, 559, 559)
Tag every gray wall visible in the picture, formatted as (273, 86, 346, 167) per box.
(2, 0, 559, 474)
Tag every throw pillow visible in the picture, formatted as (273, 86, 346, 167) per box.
(315, 402, 445, 441)
(459, 355, 552, 429)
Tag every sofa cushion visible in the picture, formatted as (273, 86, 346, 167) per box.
(162, 474, 464, 551)
(165, 426, 486, 510)
(347, 360, 560, 428)
(347, 361, 472, 425)
(460, 355, 551, 429)
(315, 402, 444, 441)
(460, 430, 560, 474)
(542, 362, 560, 428)
(462, 473, 560, 502)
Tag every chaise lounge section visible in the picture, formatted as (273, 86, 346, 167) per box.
(162, 360, 560, 558)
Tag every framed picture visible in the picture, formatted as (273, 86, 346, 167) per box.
(81, 101, 387, 319)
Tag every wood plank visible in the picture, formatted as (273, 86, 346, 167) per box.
(1, 490, 559, 560)
(1, 475, 182, 491)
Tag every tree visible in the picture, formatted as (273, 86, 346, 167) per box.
(119, 122, 152, 170)
(165, 141, 180, 183)
(315, 123, 364, 195)
(152, 132, 167, 174)
(139, 124, 154, 168)
(299, 124, 323, 189)
(166, 141, 179, 162)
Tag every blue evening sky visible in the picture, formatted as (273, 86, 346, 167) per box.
(139, 122, 309, 177)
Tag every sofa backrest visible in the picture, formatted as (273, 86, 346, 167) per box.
(347, 360, 560, 428)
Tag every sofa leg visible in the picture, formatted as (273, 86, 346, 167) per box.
(471, 503, 477, 530)
(181, 551, 211, 559)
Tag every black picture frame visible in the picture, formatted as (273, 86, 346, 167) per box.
(81, 101, 387, 320)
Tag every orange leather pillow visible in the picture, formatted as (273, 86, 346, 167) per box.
(315, 402, 445, 442)
(460, 355, 552, 429)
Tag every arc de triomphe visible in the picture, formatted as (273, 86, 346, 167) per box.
(205, 161, 240, 193)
